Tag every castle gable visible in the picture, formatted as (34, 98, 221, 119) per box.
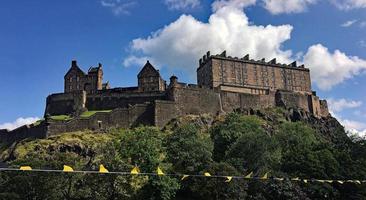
(65, 60, 85, 78)
(138, 61, 160, 78)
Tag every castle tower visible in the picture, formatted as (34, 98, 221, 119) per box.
(86, 63, 103, 93)
(64, 60, 86, 93)
(137, 61, 166, 92)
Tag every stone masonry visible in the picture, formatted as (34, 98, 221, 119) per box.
(0, 51, 330, 144)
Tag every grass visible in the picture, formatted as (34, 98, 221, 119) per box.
(50, 115, 72, 121)
(80, 110, 112, 118)
(33, 119, 45, 126)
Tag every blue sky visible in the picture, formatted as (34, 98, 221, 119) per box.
(0, 0, 365, 136)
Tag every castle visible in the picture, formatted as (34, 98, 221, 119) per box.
(0, 51, 329, 143)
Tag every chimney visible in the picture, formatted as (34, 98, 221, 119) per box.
(199, 58, 203, 66)
(242, 54, 249, 60)
(206, 51, 211, 58)
(220, 50, 226, 57)
(269, 58, 276, 64)
(290, 61, 297, 67)
(170, 75, 178, 86)
(72, 60, 77, 67)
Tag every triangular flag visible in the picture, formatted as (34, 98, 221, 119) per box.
(63, 165, 74, 172)
(274, 177, 284, 181)
(181, 175, 189, 181)
(157, 167, 164, 176)
(131, 166, 139, 175)
(291, 177, 300, 181)
(316, 180, 325, 183)
(20, 166, 32, 171)
(260, 172, 268, 180)
(355, 180, 361, 184)
(303, 179, 308, 183)
(244, 172, 253, 179)
(337, 181, 344, 184)
(325, 180, 333, 183)
(225, 176, 233, 182)
(99, 164, 109, 173)
(204, 172, 211, 177)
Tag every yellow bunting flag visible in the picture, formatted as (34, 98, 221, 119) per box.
(99, 164, 109, 173)
(157, 167, 164, 176)
(260, 172, 268, 180)
(204, 172, 211, 177)
(20, 166, 32, 171)
(325, 180, 333, 183)
(355, 180, 361, 184)
(291, 177, 300, 181)
(181, 175, 189, 181)
(316, 180, 325, 183)
(244, 172, 253, 179)
(63, 165, 74, 172)
(131, 166, 139, 175)
(225, 176, 233, 183)
(303, 179, 308, 183)
(337, 181, 344, 184)
(274, 177, 284, 181)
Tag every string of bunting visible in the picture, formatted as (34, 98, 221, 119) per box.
(1, 165, 365, 185)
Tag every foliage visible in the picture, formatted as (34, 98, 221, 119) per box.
(80, 110, 112, 118)
(0, 110, 366, 199)
(50, 115, 72, 121)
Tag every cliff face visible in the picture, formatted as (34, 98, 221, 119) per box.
(0, 108, 365, 200)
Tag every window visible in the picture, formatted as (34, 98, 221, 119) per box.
(69, 77, 72, 82)
(77, 77, 80, 82)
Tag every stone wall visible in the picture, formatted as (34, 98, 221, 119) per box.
(47, 103, 154, 136)
(169, 85, 222, 116)
(154, 100, 178, 127)
(320, 100, 330, 117)
(86, 91, 166, 111)
(0, 123, 48, 144)
(45, 91, 86, 116)
(275, 90, 310, 112)
(197, 52, 312, 94)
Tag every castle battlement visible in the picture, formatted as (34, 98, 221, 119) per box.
(1, 51, 330, 144)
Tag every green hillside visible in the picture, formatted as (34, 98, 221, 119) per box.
(0, 108, 365, 199)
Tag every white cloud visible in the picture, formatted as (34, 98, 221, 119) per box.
(340, 119, 366, 138)
(263, 0, 317, 14)
(0, 117, 40, 131)
(123, 55, 152, 68)
(101, 0, 136, 15)
(125, 1, 293, 73)
(164, 0, 200, 10)
(328, 98, 362, 113)
(341, 19, 358, 27)
(124, 0, 366, 90)
(303, 44, 366, 90)
(331, 0, 366, 10)
(212, 0, 257, 11)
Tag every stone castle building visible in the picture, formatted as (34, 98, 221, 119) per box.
(0, 51, 329, 143)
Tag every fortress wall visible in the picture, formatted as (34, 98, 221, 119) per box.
(0, 124, 48, 144)
(220, 91, 276, 112)
(207, 57, 311, 93)
(154, 100, 178, 127)
(320, 100, 330, 117)
(45, 91, 86, 116)
(46, 103, 154, 136)
(309, 95, 322, 117)
(171, 86, 221, 116)
(85, 92, 166, 111)
(275, 91, 310, 112)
